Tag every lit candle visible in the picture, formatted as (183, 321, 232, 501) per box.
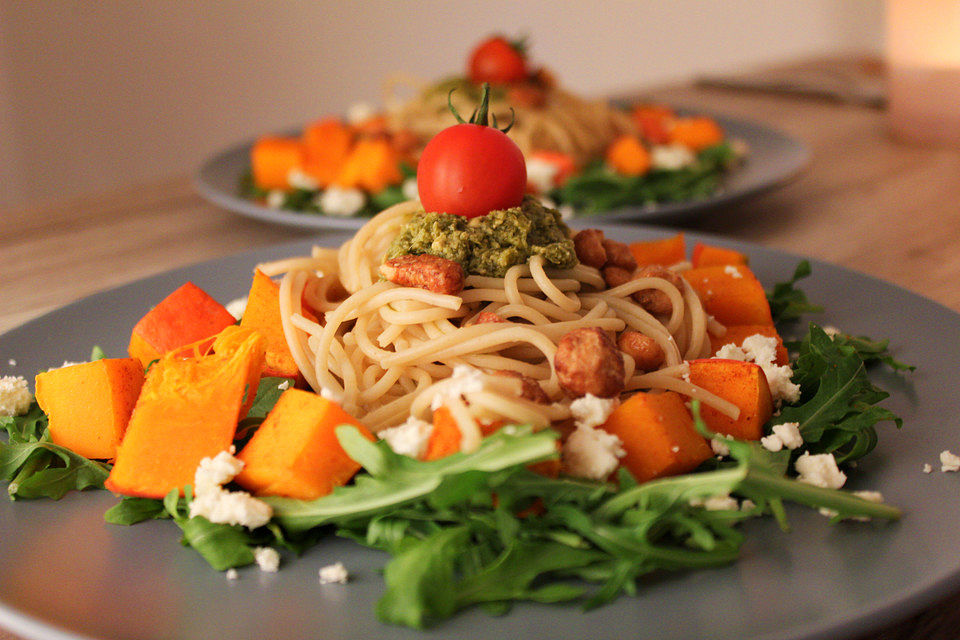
(886, 0, 960, 145)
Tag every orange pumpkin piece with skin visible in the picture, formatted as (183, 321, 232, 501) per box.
(301, 118, 354, 187)
(682, 265, 774, 326)
(668, 116, 724, 151)
(600, 391, 712, 484)
(605, 135, 651, 176)
(424, 406, 560, 477)
(691, 243, 749, 268)
(35, 358, 144, 461)
(687, 359, 774, 441)
(628, 233, 686, 268)
(709, 325, 789, 366)
(335, 138, 403, 193)
(105, 328, 265, 499)
(235, 389, 373, 500)
(251, 136, 304, 190)
(127, 282, 236, 370)
(239, 269, 319, 383)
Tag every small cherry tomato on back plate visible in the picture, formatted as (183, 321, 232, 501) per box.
(468, 36, 528, 85)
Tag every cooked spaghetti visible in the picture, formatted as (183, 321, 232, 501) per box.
(384, 77, 634, 166)
(258, 201, 739, 448)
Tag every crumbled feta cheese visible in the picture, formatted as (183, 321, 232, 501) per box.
(225, 296, 248, 320)
(526, 157, 560, 194)
(277, 380, 291, 390)
(760, 434, 783, 452)
(795, 452, 846, 489)
(740, 499, 757, 511)
(266, 190, 285, 209)
(188, 449, 273, 529)
(940, 450, 960, 472)
(561, 425, 625, 480)
(724, 265, 743, 279)
(401, 177, 419, 201)
(59, 361, 85, 369)
(346, 101, 376, 125)
(716, 335, 800, 406)
(671, 445, 680, 453)
(710, 437, 731, 457)
(287, 167, 319, 191)
(379, 416, 434, 459)
(253, 547, 280, 572)
(823, 326, 841, 337)
(319, 562, 349, 584)
(7, 359, 16, 367)
(558, 204, 575, 220)
(853, 490, 883, 503)
(923, 463, 933, 474)
(318, 186, 365, 217)
(430, 366, 485, 410)
(771, 422, 803, 449)
(650, 144, 695, 171)
(569, 394, 619, 429)
(821, 490, 884, 521)
(226, 568, 239, 580)
(0, 376, 32, 417)
(689, 494, 740, 511)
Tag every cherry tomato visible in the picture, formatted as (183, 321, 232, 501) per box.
(468, 36, 527, 85)
(418, 123, 526, 219)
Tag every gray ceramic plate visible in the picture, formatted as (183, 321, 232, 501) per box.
(193, 115, 808, 230)
(1, 227, 955, 640)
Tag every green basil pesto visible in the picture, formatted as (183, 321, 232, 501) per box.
(385, 197, 578, 277)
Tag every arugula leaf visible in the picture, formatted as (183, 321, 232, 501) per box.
(0, 401, 110, 500)
(90, 345, 106, 361)
(767, 261, 824, 323)
(235, 377, 295, 444)
(830, 333, 915, 371)
(105, 497, 168, 525)
(776, 325, 902, 462)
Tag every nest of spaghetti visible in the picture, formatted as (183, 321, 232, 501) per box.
(259, 200, 742, 477)
(385, 72, 634, 168)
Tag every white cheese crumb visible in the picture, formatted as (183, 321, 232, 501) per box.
(346, 101, 376, 125)
(740, 499, 757, 511)
(723, 265, 743, 279)
(225, 296, 248, 320)
(226, 568, 239, 580)
(823, 326, 842, 337)
(760, 435, 783, 452)
(7, 359, 16, 367)
(650, 144, 695, 171)
(287, 167, 319, 191)
(253, 547, 280, 573)
(189, 449, 273, 529)
(266, 189, 285, 209)
(558, 204, 575, 220)
(689, 494, 740, 511)
(771, 422, 803, 449)
(319, 562, 349, 584)
(710, 437, 731, 457)
(430, 366, 485, 411)
(59, 360, 85, 369)
(401, 177, 419, 201)
(526, 157, 560, 194)
(940, 450, 960, 472)
(569, 394, 619, 429)
(715, 343, 747, 361)
(923, 463, 933, 474)
(561, 425, 625, 481)
(318, 186, 365, 217)
(379, 416, 434, 459)
(795, 452, 846, 489)
(671, 445, 680, 453)
(277, 380, 291, 390)
(820, 490, 884, 521)
(0, 376, 32, 417)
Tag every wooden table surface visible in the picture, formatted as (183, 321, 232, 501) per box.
(1, 79, 959, 639)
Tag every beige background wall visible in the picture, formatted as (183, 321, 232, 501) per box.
(0, 1, 884, 208)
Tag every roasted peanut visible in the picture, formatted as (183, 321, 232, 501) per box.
(573, 229, 607, 269)
(380, 254, 465, 295)
(632, 264, 684, 316)
(474, 311, 505, 324)
(493, 370, 550, 404)
(617, 330, 665, 372)
(554, 327, 625, 398)
(601, 239, 637, 271)
(602, 265, 632, 289)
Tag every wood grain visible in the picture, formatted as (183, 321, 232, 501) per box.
(1, 72, 959, 640)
